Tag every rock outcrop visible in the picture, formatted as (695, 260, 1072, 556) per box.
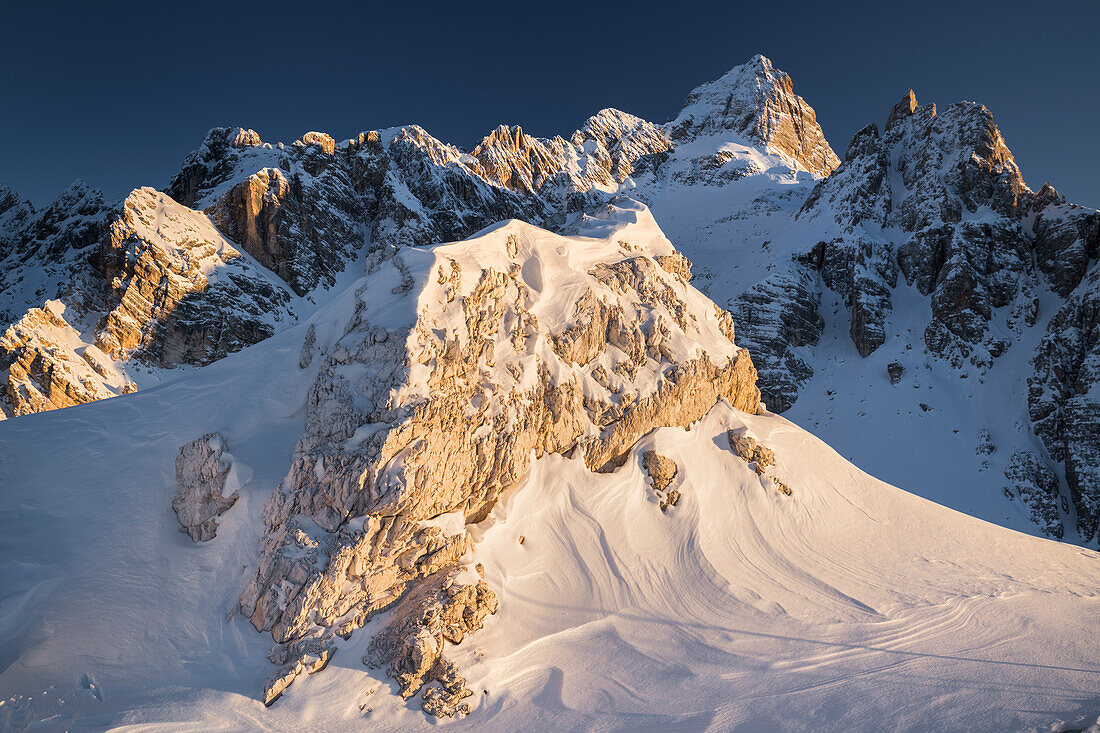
(1028, 261, 1100, 541)
(172, 433, 238, 542)
(728, 429, 776, 474)
(642, 450, 680, 510)
(0, 187, 295, 419)
(728, 428, 790, 495)
(239, 202, 761, 710)
(364, 566, 498, 716)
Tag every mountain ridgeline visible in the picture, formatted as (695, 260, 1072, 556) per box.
(1, 54, 1097, 550)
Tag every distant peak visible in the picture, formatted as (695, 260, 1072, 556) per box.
(294, 131, 336, 155)
(885, 90, 919, 131)
(42, 179, 103, 213)
(667, 55, 839, 175)
(476, 125, 533, 154)
(0, 182, 24, 215)
(201, 126, 263, 149)
(575, 108, 659, 143)
(747, 53, 774, 69)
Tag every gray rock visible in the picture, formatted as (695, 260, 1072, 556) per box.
(887, 361, 904, 385)
(172, 433, 238, 542)
(728, 430, 776, 474)
(1003, 451, 1064, 539)
(642, 451, 680, 511)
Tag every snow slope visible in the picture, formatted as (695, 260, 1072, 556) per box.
(1, 314, 1098, 730)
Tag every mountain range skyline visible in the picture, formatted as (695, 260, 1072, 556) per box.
(2, 0, 1098, 206)
(3, 18, 1100, 728)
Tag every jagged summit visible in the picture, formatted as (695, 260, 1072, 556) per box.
(666, 54, 840, 176)
(744, 83, 1100, 546)
(885, 89, 920, 130)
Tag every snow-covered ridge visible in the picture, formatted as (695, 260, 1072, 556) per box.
(0, 54, 834, 427)
(241, 200, 760, 709)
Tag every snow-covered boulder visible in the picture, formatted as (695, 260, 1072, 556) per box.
(172, 433, 238, 542)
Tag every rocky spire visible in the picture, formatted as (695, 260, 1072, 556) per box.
(666, 54, 840, 176)
(885, 89, 919, 131)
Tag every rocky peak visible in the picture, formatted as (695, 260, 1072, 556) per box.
(0, 182, 26, 217)
(224, 126, 264, 149)
(294, 131, 336, 155)
(167, 127, 270, 210)
(884, 89, 919, 131)
(240, 201, 761, 709)
(666, 54, 839, 176)
(1030, 182, 1066, 211)
(472, 125, 576, 195)
(572, 108, 673, 182)
(843, 123, 883, 162)
(382, 124, 467, 169)
(477, 124, 529, 154)
(0, 183, 34, 256)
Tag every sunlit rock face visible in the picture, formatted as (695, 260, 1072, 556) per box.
(667, 54, 840, 177)
(0, 186, 295, 419)
(167, 127, 368, 296)
(239, 202, 761, 710)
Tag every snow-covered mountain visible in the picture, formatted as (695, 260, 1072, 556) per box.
(2, 203, 1098, 732)
(720, 89, 1100, 547)
(2, 53, 1100, 731)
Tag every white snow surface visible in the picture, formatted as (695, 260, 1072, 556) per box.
(1, 213, 1099, 732)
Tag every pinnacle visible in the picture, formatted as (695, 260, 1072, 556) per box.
(885, 89, 919, 131)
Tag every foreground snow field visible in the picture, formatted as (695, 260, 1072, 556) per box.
(1, 287, 1098, 731)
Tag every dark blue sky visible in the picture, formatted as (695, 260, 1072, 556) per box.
(2, 1, 1097, 207)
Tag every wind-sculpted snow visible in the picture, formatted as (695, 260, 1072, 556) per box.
(240, 201, 760, 709)
(1, 340, 1098, 730)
